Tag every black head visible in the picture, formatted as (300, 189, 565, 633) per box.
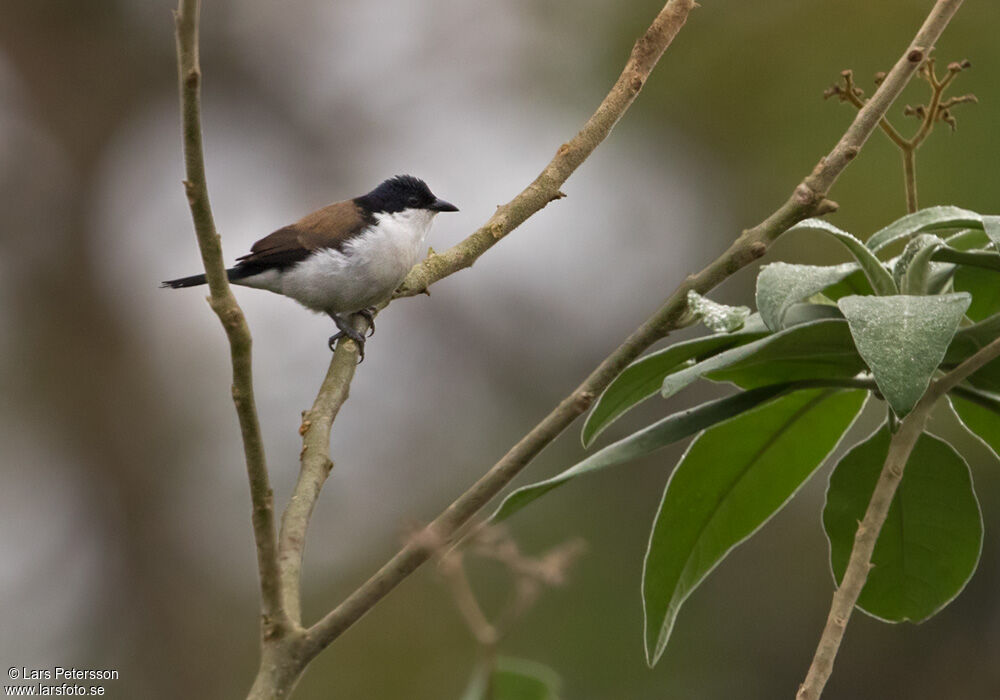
(355, 175, 458, 215)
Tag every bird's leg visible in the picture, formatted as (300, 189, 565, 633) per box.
(328, 313, 368, 362)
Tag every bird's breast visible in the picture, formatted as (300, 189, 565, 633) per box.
(278, 214, 432, 314)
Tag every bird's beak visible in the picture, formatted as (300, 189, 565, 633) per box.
(429, 198, 459, 212)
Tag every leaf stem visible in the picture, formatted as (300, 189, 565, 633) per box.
(902, 147, 918, 213)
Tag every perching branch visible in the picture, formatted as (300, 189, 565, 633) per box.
(797, 333, 1000, 700)
(304, 0, 966, 655)
(277, 325, 364, 626)
(174, 0, 286, 639)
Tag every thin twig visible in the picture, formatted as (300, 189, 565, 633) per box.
(174, 0, 286, 639)
(830, 48, 974, 213)
(796, 334, 1000, 700)
(303, 0, 965, 657)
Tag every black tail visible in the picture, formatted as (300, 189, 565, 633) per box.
(161, 272, 209, 289)
(161, 266, 257, 289)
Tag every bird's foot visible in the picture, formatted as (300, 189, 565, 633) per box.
(357, 307, 377, 337)
(328, 317, 368, 362)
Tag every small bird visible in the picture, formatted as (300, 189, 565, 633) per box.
(163, 175, 458, 359)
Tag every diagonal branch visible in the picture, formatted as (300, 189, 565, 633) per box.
(174, 0, 286, 638)
(303, 0, 965, 656)
(797, 331, 998, 700)
(395, 0, 699, 298)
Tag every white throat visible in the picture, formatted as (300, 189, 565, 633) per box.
(373, 208, 436, 251)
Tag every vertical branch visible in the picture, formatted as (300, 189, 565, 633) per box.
(174, 0, 286, 637)
(277, 331, 363, 624)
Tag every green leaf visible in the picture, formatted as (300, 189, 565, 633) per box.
(954, 265, 1000, 321)
(866, 206, 984, 253)
(943, 311, 1000, 365)
(462, 659, 561, 700)
(892, 234, 946, 295)
(703, 321, 865, 390)
(582, 328, 769, 447)
(821, 268, 875, 301)
(493, 659, 561, 700)
(494, 381, 866, 523)
(967, 356, 1000, 394)
(945, 228, 990, 251)
(837, 293, 971, 417)
(780, 302, 844, 326)
(642, 388, 867, 666)
(948, 389, 1000, 461)
(823, 426, 982, 622)
(686, 290, 750, 332)
(786, 218, 897, 295)
(983, 215, 1000, 250)
(932, 247, 1000, 273)
(662, 319, 863, 398)
(756, 262, 858, 331)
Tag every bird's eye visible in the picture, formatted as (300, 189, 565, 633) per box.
(407, 196, 420, 207)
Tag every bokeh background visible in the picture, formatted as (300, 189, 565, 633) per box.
(1, 1, 999, 698)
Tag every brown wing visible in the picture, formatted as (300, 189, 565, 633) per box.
(234, 200, 372, 273)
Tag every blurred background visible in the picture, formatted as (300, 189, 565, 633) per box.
(1, 1, 999, 698)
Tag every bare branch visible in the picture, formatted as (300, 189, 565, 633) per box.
(277, 319, 365, 624)
(173, 0, 286, 638)
(303, 0, 965, 658)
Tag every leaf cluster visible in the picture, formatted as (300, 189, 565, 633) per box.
(491, 206, 1000, 666)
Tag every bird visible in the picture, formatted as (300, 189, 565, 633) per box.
(162, 175, 458, 359)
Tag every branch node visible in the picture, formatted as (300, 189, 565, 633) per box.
(793, 183, 816, 205)
(749, 241, 767, 259)
(814, 198, 839, 216)
(574, 390, 596, 412)
(907, 47, 925, 63)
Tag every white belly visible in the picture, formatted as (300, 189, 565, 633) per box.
(236, 210, 434, 315)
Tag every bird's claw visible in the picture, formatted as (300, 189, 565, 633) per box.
(328, 309, 378, 363)
(358, 308, 377, 337)
(328, 327, 367, 363)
